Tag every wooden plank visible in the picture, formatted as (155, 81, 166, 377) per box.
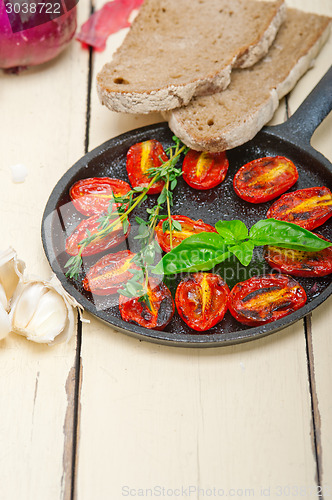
(76, 0, 330, 497)
(0, 3, 90, 499)
(286, 0, 332, 492)
(77, 322, 318, 499)
(309, 302, 332, 495)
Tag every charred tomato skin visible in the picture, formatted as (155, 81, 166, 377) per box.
(69, 177, 131, 216)
(229, 274, 307, 326)
(182, 150, 229, 190)
(155, 214, 217, 253)
(233, 156, 298, 203)
(83, 250, 139, 295)
(266, 186, 332, 230)
(175, 272, 230, 331)
(65, 215, 130, 257)
(264, 234, 332, 277)
(118, 279, 175, 330)
(126, 139, 168, 194)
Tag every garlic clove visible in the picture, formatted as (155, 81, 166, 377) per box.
(0, 302, 11, 341)
(49, 301, 75, 346)
(10, 276, 81, 345)
(46, 275, 85, 344)
(46, 275, 83, 344)
(0, 247, 25, 311)
(25, 289, 67, 343)
(10, 282, 46, 333)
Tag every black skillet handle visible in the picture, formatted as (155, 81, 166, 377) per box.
(270, 65, 332, 145)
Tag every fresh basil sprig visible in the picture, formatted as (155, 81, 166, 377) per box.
(153, 233, 230, 275)
(154, 218, 331, 275)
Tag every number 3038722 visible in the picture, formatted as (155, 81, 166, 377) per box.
(5, 3, 61, 14)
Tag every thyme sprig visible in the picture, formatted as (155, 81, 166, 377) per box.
(147, 136, 188, 249)
(118, 137, 189, 306)
(65, 136, 188, 279)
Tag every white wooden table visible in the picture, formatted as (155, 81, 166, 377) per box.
(1, 1, 331, 499)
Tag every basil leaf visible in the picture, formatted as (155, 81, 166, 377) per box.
(249, 219, 331, 251)
(215, 220, 248, 243)
(153, 232, 230, 275)
(229, 241, 255, 266)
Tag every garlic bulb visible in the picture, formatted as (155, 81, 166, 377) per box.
(0, 247, 25, 311)
(0, 247, 83, 345)
(10, 276, 80, 345)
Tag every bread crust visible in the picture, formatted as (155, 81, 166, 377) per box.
(166, 10, 331, 152)
(97, 69, 232, 114)
(97, 0, 286, 114)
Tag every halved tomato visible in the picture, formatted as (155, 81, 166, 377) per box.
(155, 215, 217, 252)
(264, 234, 332, 277)
(119, 278, 175, 330)
(229, 274, 307, 326)
(83, 250, 139, 295)
(69, 177, 131, 216)
(175, 273, 230, 331)
(65, 215, 130, 256)
(182, 150, 229, 190)
(233, 156, 298, 203)
(126, 140, 168, 194)
(266, 186, 332, 230)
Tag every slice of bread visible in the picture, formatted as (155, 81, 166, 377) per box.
(165, 9, 331, 152)
(97, 0, 286, 114)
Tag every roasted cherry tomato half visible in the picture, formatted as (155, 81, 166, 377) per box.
(182, 150, 229, 190)
(233, 156, 298, 203)
(266, 186, 332, 230)
(155, 215, 217, 253)
(264, 234, 332, 277)
(126, 139, 168, 194)
(119, 278, 175, 330)
(175, 273, 230, 331)
(229, 274, 307, 326)
(69, 177, 131, 216)
(83, 250, 139, 295)
(65, 215, 130, 257)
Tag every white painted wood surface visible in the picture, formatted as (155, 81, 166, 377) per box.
(0, 1, 331, 499)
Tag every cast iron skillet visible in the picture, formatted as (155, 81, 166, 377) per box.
(42, 66, 332, 347)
